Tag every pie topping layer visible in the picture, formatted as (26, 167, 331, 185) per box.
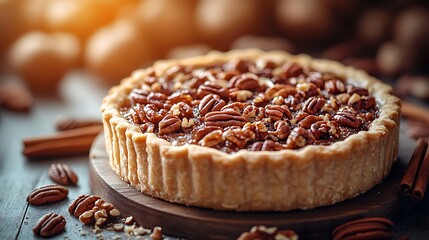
(120, 59, 379, 153)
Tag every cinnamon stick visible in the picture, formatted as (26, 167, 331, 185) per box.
(399, 138, 429, 201)
(55, 117, 102, 131)
(24, 125, 103, 148)
(412, 140, 429, 201)
(401, 101, 429, 125)
(23, 125, 103, 159)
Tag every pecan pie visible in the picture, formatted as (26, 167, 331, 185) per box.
(101, 50, 400, 211)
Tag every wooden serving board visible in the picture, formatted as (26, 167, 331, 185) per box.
(89, 134, 407, 240)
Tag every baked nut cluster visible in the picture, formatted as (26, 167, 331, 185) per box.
(121, 59, 378, 153)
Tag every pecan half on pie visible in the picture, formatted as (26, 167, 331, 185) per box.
(101, 50, 400, 211)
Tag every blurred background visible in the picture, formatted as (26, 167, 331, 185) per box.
(0, 0, 428, 104)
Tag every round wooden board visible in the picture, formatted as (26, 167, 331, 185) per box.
(89, 134, 406, 240)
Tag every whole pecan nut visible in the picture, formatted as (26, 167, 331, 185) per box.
(334, 111, 362, 128)
(68, 194, 101, 217)
(286, 127, 316, 149)
(274, 120, 291, 140)
(159, 114, 181, 135)
(332, 217, 393, 240)
(205, 110, 247, 128)
(198, 94, 226, 116)
(33, 213, 66, 238)
(143, 104, 164, 124)
(283, 62, 304, 78)
(223, 128, 255, 148)
(48, 163, 78, 186)
(265, 105, 292, 121)
(197, 83, 229, 100)
(299, 115, 324, 129)
(27, 185, 68, 205)
(229, 75, 260, 91)
(199, 129, 223, 147)
(325, 79, 346, 94)
(302, 97, 325, 114)
(265, 84, 297, 99)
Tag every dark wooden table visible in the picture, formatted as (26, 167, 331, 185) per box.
(1, 71, 428, 239)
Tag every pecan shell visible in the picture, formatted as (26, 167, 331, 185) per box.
(48, 163, 78, 186)
(33, 213, 66, 237)
(198, 94, 226, 116)
(27, 185, 68, 205)
(68, 194, 101, 217)
(205, 110, 247, 128)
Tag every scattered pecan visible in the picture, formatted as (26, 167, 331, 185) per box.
(351, 96, 376, 111)
(170, 102, 194, 118)
(223, 127, 255, 148)
(221, 102, 248, 113)
(229, 74, 260, 91)
(334, 111, 362, 128)
(129, 89, 149, 105)
(250, 140, 284, 151)
(306, 72, 325, 89)
(199, 129, 223, 147)
(283, 62, 304, 78)
(68, 194, 101, 217)
(33, 213, 66, 238)
(265, 84, 297, 99)
(205, 110, 247, 128)
(48, 163, 78, 186)
(298, 115, 324, 129)
(27, 185, 68, 206)
(218, 70, 241, 80)
(223, 59, 250, 73)
(286, 127, 316, 148)
(229, 89, 253, 102)
(325, 79, 346, 94)
(129, 105, 147, 124)
(147, 92, 168, 109)
(332, 217, 393, 240)
(158, 114, 181, 135)
(244, 121, 269, 139)
(311, 121, 340, 139)
(348, 87, 369, 96)
(199, 94, 226, 116)
(238, 226, 298, 240)
(143, 104, 164, 124)
(0, 81, 33, 112)
(302, 97, 325, 114)
(197, 83, 229, 100)
(243, 105, 265, 121)
(265, 105, 292, 121)
(150, 226, 163, 240)
(297, 82, 319, 97)
(274, 120, 291, 140)
(193, 126, 222, 143)
(79, 198, 121, 226)
(167, 92, 193, 105)
(140, 122, 155, 133)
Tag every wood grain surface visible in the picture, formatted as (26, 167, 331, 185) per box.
(90, 133, 410, 240)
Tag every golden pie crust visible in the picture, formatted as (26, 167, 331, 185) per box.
(101, 49, 400, 211)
